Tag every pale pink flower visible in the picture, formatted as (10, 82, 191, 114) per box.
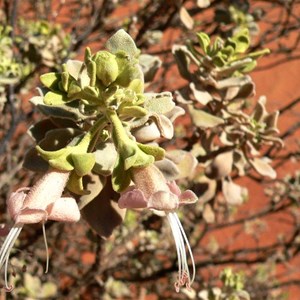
(118, 165, 197, 211)
(0, 170, 80, 290)
(118, 165, 198, 292)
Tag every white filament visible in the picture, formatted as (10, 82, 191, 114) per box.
(167, 213, 183, 279)
(42, 223, 49, 274)
(0, 222, 51, 289)
(4, 250, 10, 290)
(0, 224, 23, 290)
(174, 213, 195, 283)
(167, 212, 195, 292)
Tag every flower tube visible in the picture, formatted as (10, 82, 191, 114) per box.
(0, 169, 80, 290)
(118, 164, 198, 291)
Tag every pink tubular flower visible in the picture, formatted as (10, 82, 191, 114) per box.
(0, 169, 80, 291)
(118, 165, 198, 292)
(118, 165, 197, 211)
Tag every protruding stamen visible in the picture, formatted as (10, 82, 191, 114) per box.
(167, 213, 183, 282)
(173, 213, 195, 284)
(166, 212, 195, 292)
(0, 224, 23, 289)
(0, 225, 23, 269)
(42, 223, 49, 273)
(4, 251, 10, 290)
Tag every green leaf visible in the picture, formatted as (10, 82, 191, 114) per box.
(230, 28, 250, 53)
(221, 45, 235, 59)
(72, 153, 95, 176)
(112, 156, 131, 192)
(137, 143, 165, 161)
(40, 72, 61, 90)
(123, 145, 154, 170)
(119, 105, 148, 118)
(39, 128, 82, 151)
(44, 91, 68, 105)
(226, 37, 238, 52)
(210, 36, 223, 56)
(144, 92, 175, 114)
(84, 47, 92, 63)
(36, 130, 93, 171)
(106, 29, 139, 57)
(30, 96, 86, 121)
(115, 62, 144, 88)
(36, 144, 70, 160)
(248, 48, 271, 59)
(212, 53, 226, 67)
(67, 80, 82, 97)
(197, 32, 210, 53)
(189, 105, 224, 128)
(82, 86, 99, 98)
(67, 171, 89, 195)
(49, 155, 74, 171)
(93, 142, 117, 176)
(66, 59, 84, 80)
(240, 60, 257, 73)
(61, 71, 70, 91)
(235, 36, 250, 53)
(108, 109, 155, 170)
(128, 78, 144, 93)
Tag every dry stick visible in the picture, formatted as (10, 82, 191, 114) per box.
(279, 96, 300, 115)
(135, 1, 178, 47)
(209, 201, 292, 231)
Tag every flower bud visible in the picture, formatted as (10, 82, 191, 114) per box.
(94, 51, 119, 86)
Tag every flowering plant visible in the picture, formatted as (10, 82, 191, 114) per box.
(1, 29, 199, 292)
